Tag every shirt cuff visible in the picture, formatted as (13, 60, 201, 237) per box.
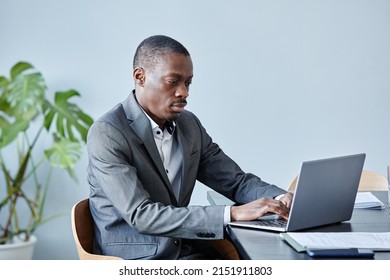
(274, 194, 284, 200)
(224, 205, 231, 226)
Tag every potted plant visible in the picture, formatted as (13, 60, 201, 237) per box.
(0, 61, 93, 259)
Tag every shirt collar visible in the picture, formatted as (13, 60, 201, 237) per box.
(141, 108, 176, 135)
(133, 90, 176, 135)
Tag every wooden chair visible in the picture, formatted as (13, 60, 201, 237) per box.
(387, 165, 390, 185)
(208, 239, 240, 260)
(71, 198, 239, 260)
(71, 198, 123, 260)
(288, 170, 388, 192)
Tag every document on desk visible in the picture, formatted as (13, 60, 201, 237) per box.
(280, 232, 390, 252)
(354, 192, 384, 209)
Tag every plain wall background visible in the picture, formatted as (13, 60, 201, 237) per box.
(1, 0, 389, 259)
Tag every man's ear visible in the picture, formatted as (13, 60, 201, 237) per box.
(133, 67, 145, 87)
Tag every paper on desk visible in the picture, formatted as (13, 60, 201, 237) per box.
(354, 192, 384, 209)
(280, 232, 390, 252)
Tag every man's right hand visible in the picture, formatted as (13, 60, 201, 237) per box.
(230, 197, 290, 222)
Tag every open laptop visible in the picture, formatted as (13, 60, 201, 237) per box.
(229, 153, 366, 232)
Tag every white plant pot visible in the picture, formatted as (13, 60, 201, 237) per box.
(0, 235, 37, 260)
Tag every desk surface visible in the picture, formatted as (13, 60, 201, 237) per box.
(226, 191, 390, 259)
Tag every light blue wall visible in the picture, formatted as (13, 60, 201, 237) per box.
(1, 0, 389, 259)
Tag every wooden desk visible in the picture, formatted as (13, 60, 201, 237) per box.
(226, 191, 390, 259)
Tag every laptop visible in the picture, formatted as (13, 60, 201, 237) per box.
(229, 153, 366, 232)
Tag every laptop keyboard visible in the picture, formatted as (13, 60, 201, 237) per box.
(256, 219, 287, 228)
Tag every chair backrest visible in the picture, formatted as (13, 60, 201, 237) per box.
(71, 198, 123, 260)
(288, 170, 388, 192)
(387, 165, 390, 185)
(358, 170, 389, 191)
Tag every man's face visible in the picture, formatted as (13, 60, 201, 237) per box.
(135, 53, 193, 129)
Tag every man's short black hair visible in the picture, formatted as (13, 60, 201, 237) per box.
(133, 35, 190, 70)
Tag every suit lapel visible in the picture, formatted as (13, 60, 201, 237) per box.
(176, 122, 192, 205)
(122, 93, 178, 204)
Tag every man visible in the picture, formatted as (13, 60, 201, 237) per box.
(87, 35, 293, 260)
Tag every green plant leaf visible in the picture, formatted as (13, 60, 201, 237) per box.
(0, 120, 29, 148)
(7, 71, 46, 120)
(43, 90, 93, 143)
(0, 76, 11, 114)
(0, 99, 11, 115)
(44, 136, 82, 177)
(0, 115, 10, 128)
(10, 61, 34, 80)
(0, 76, 9, 96)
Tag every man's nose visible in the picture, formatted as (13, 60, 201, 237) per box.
(176, 84, 189, 99)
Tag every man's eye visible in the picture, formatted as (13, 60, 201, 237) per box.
(168, 80, 178, 85)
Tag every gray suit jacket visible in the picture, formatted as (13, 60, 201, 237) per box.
(87, 92, 285, 259)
